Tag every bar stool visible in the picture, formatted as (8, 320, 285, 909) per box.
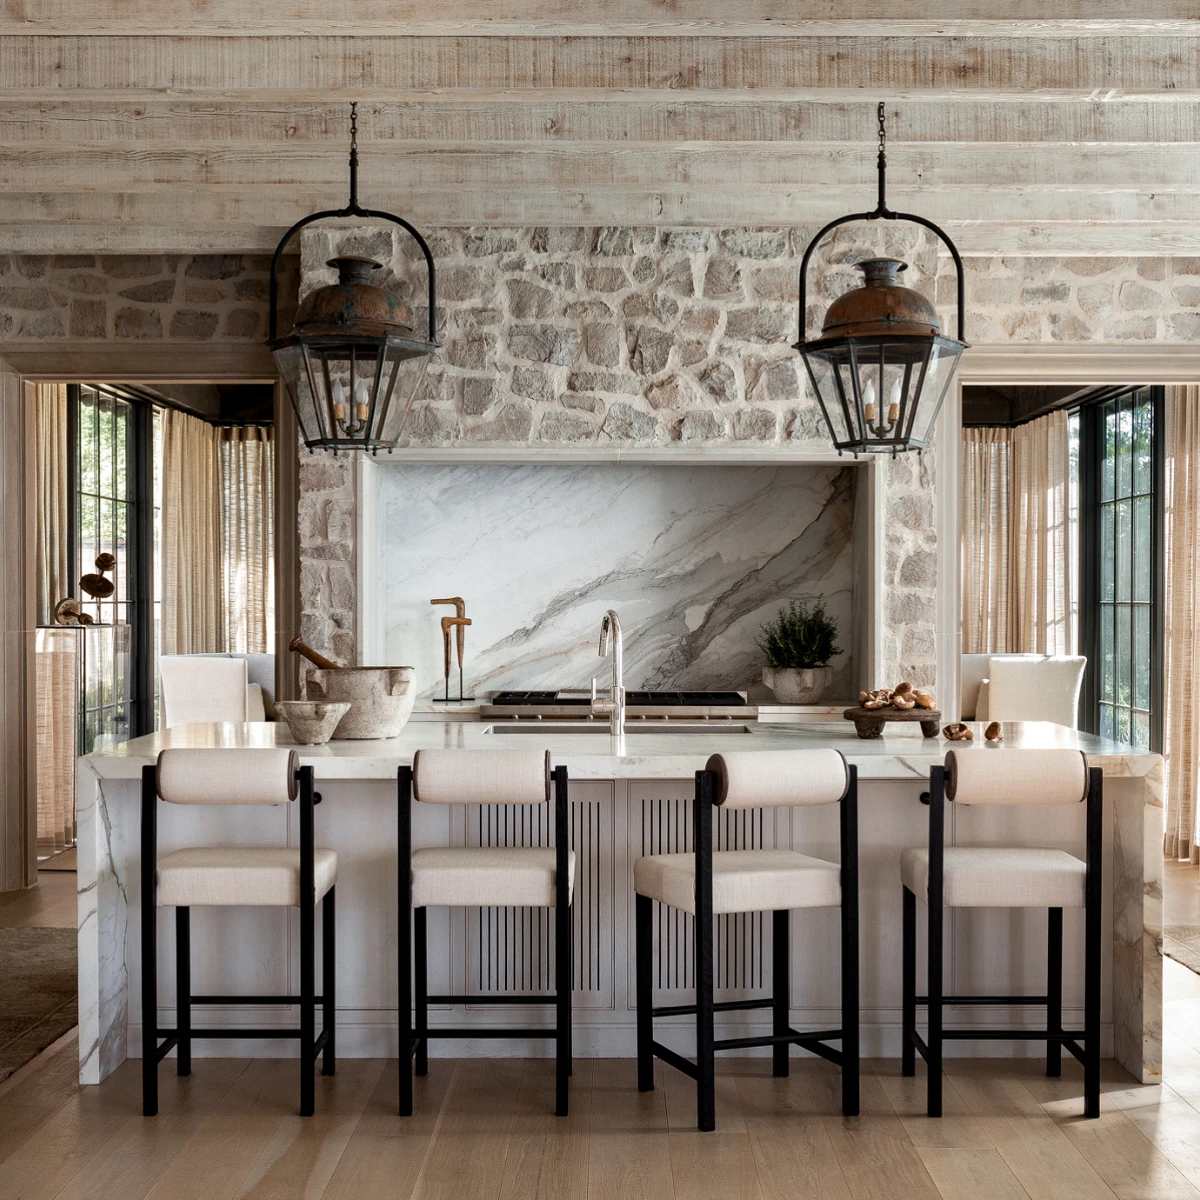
(901, 748, 1102, 1118)
(633, 749, 859, 1132)
(397, 749, 575, 1117)
(141, 747, 337, 1117)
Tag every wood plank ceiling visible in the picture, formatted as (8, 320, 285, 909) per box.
(3, 2, 1200, 255)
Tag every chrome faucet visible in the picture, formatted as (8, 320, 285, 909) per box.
(591, 609, 626, 736)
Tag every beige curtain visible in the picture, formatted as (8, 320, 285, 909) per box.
(961, 428, 1011, 654)
(35, 627, 78, 853)
(961, 410, 1073, 655)
(1164, 384, 1200, 861)
(219, 426, 275, 654)
(159, 408, 222, 655)
(35, 383, 71, 626)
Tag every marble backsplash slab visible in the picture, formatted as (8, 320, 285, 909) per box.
(372, 462, 859, 700)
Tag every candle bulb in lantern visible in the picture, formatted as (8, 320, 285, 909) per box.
(886, 378, 901, 425)
(331, 378, 347, 424)
(354, 378, 371, 424)
(862, 378, 877, 424)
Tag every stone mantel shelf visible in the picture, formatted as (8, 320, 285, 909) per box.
(86, 719, 1159, 785)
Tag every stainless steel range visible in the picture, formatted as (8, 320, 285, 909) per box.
(479, 689, 757, 721)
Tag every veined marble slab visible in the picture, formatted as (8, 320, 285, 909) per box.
(371, 462, 858, 700)
(78, 720, 1162, 1086)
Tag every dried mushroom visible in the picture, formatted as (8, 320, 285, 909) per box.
(942, 722, 975, 742)
(912, 690, 937, 710)
(984, 721, 1003, 742)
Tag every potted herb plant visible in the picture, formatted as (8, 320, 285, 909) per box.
(757, 598, 843, 704)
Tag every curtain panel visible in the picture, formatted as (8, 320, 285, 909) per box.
(1164, 384, 1200, 862)
(961, 410, 1073, 657)
(159, 408, 222, 655)
(218, 426, 275, 654)
(35, 383, 70, 627)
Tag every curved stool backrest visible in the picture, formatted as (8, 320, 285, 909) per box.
(705, 748, 849, 809)
(156, 747, 299, 805)
(412, 748, 551, 805)
(944, 747, 1088, 806)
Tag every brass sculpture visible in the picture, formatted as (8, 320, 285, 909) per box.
(79, 552, 116, 601)
(431, 597, 473, 701)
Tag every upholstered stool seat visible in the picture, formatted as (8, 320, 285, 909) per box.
(634, 748, 859, 1132)
(901, 747, 1102, 1120)
(399, 748, 574, 1118)
(411, 846, 575, 909)
(899, 846, 1085, 910)
(141, 747, 337, 1119)
(156, 847, 339, 909)
(634, 849, 840, 915)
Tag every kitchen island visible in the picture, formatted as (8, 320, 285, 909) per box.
(76, 719, 1162, 1086)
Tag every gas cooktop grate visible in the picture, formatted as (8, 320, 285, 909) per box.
(489, 690, 749, 707)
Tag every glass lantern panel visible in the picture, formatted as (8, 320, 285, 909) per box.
(801, 351, 855, 447)
(272, 342, 326, 445)
(376, 340, 432, 447)
(907, 339, 964, 446)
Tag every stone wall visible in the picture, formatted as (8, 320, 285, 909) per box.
(296, 227, 1200, 695)
(0, 253, 295, 343)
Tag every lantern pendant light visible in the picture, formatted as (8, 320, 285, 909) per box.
(794, 103, 967, 457)
(267, 104, 440, 453)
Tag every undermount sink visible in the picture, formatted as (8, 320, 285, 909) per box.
(482, 722, 754, 736)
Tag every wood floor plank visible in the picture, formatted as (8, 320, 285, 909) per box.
(232, 1058, 385, 1199)
(409, 1058, 528, 1200)
(876, 1065, 996, 1150)
(0, 1057, 143, 1200)
(663, 1059, 763, 1200)
(320, 1059, 454, 1200)
(52, 1060, 250, 1200)
(1123, 1096, 1200, 1190)
(497, 1059, 592, 1200)
(0, 1035, 82, 1165)
(735, 1060, 852, 1200)
(917, 1148, 1032, 1200)
(587, 1058, 675, 1200)
(946, 1063, 1119, 1200)
(822, 1075, 942, 1200)
(142, 1058, 318, 1200)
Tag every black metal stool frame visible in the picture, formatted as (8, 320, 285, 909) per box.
(902, 763, 1103, 1118)
(397, 762, 574, 1117)
(141, 763, 336, 1117)
(636, 765, 860, 1132)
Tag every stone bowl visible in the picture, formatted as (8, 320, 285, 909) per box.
(305, 666, 416, 739)
(274, 700, 351, 745)
(762, 665, 833, 705)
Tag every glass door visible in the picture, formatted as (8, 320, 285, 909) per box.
(1079, 385, 1164, 750)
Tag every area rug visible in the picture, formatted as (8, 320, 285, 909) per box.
(0, 927, 77, 1083)
(1165, 924, 1200, 976)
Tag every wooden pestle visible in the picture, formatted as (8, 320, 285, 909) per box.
(288, 636, 341, 671)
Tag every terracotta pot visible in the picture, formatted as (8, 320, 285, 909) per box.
(762, 665, 833, 705)
(304, 666, 416, 739)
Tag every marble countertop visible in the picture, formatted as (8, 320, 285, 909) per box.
(83, 719, 1160, 784)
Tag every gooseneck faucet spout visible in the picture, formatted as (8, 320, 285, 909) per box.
(592, 609, 626, 737)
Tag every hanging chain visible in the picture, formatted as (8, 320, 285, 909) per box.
(875, 100, 890, 216)
(347, 101, 361, 212)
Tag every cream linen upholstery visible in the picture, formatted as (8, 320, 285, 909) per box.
(156, 846, 337, 907)
(413, 748, 551, 805)
(160, 655, 249, 727)
(634, 850, 841, 916)
(411, 847, 575, 908)
(945, 748, 1088, 806)
(157, 747, 298, 805)
(986, 655, 1086, 728)
(706, 749, 848, 809)
(900, 846, 1086, 908)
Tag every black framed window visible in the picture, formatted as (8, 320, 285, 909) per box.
(1078, 385, 1164, 750)
(68, 384, 156, 746)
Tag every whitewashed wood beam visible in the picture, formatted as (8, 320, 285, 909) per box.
(4, 185, 1197, 227)
(3, 36, 1200, 96)
(5, 98, 1200, 145)
(4, 142, 1200, 192)
(1, 0, 1196, 36)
